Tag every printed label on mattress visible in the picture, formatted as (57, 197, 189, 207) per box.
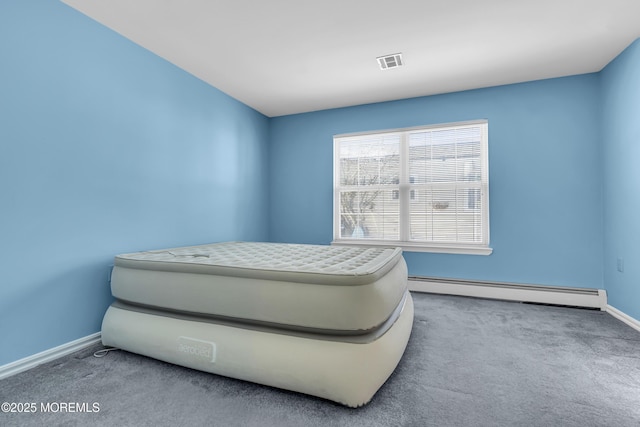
(177, 336, 216, 363)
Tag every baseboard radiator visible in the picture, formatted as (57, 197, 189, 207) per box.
(408, 276, 607, 310)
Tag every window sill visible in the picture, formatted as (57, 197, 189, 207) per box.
(331, 239, 493, 255)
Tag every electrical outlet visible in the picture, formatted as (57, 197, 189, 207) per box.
(616, 258, 624, 273)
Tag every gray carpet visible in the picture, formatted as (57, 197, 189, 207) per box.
(2, 292, 640, 427)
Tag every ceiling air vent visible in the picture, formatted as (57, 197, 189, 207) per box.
(377, 53, 403, 70)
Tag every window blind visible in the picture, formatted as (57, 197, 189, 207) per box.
(334, 120, 489, 253)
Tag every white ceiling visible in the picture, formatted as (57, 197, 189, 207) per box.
(61, 0, 640, 117)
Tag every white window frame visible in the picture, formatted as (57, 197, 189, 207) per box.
(332, 120, 492, 255)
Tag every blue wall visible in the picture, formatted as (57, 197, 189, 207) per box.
(0, 0, 269, 365)
(269, 76, 604, 288)
(601, 39, 640, 320)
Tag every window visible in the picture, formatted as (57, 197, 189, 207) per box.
(333, 120, 491, 255)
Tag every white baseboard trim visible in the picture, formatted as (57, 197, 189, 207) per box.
(606, 305, 640, 333)
(408, 276, 607, 310)
(0, 332, 102, 381)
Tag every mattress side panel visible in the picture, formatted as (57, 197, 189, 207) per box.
(100, 293, 414, 407)
(110, 256, 407, 333)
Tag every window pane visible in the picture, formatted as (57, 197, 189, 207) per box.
(339, 135, 400, 186)
(409, 187, 483, 243)
(339, 190, 399, 240)
(409, 127, 482, 184)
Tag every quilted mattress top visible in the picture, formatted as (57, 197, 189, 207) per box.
(114, 241, 402, 285)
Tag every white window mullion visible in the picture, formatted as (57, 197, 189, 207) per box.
(399, 133, 410, 242)
(481, 124, 490, 247)
(333, 138, 341, 240)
